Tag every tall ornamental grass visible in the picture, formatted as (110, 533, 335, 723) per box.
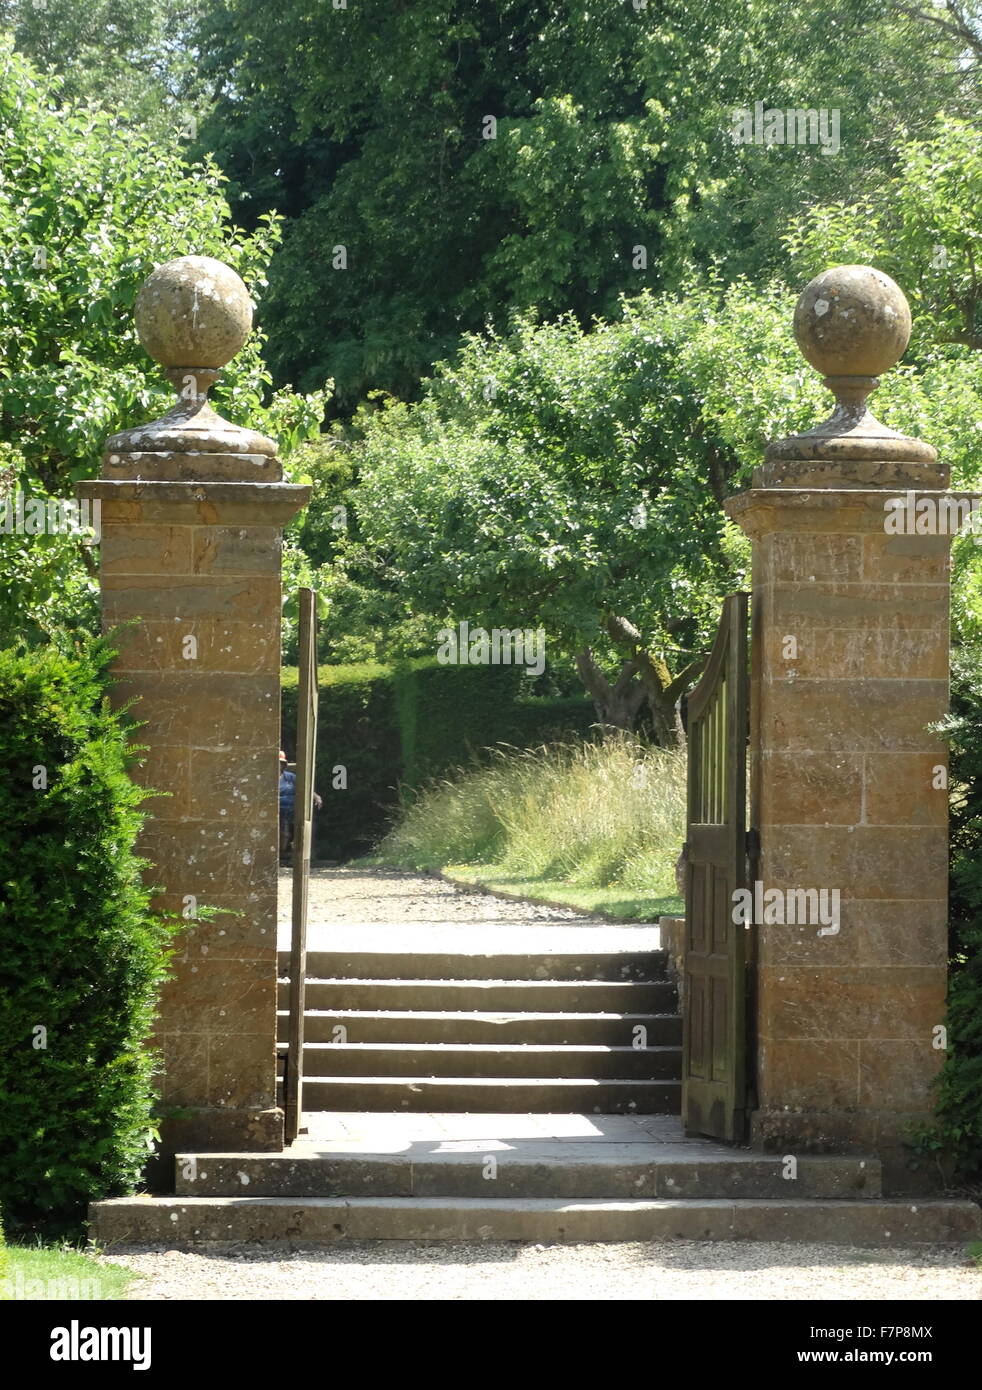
(380, 738, 686, 898)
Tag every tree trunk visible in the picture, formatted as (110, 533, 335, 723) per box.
(647, 680, 686, 747)
(604, 613, 706, 749)
(574, 648, 647, 736)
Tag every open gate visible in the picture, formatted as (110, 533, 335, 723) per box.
(283, 587, 319, 1143)
(680, 592, 751, 1143)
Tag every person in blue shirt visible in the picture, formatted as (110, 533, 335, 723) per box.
(279, 750, 322, 864)
(279, 751, 296, 862)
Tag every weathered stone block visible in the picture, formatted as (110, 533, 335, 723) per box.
(155, 1033, 208, 1107)
(139, 818, 277, 895)
(152, 893, 277, 961)
(859, 1039, 943, 1109)
(758, 750, 862, 826)
(107, 617, 280, 675)
(129, 745, 189, 819)
(159, 1107, 284, 1155)
(192, 526, 282, 575)
(865, 752, 948, 826)
(758, 1038, 860, 1109)
(769, 582, 948, 630)
(852, 900, 948, 968)
(759, 679, 948, 753)
(767, 533, 863, 583)
(100, 524, 193, 575)
(762, 626, 949, 681)
(862, 531, 952, 584)
(109, 673, 280, 748)
(763, 825, 947, 901)
(159, 956, 276, 1031)
(757, 898, 948, 969)
(78, 479, 311, 528)
(187, 748, 277, 820)
(102, 574, 280, 622)
(758, 965, 946, 1042)
(755, 916, 860, 968)
(207, 1032, 278, 1109)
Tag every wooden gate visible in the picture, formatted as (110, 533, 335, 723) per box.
(680, 592, 751, 1143)
(283, 588, 319, 1143)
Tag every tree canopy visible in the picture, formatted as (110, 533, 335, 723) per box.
(193, 0, 977, 406)
(4, 3, 982, 717)
(0, 37, 327, 643)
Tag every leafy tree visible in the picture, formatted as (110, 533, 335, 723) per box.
(194, 0, 973, 407)
(786, 114, 982, 355)
(335, 246, 982, 738)
(888, 1, 982, 66)
(0, 40, 328, 645)
(0, 0, 203, 136)
(340, 295, 754, 741)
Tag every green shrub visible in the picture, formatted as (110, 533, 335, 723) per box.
(281, 659, 595, 858)
(378, 737, 687, 899)
(0, 637, 175, 1238)
(917, 643, 982, 1179)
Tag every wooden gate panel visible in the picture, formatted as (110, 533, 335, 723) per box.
(681, 593, 750, 1143)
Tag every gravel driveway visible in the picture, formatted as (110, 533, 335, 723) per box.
(102, 1241, 982, 1301)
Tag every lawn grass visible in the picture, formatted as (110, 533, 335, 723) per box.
(442, 863, 683, 921)
(0, 1241, 139, 1301)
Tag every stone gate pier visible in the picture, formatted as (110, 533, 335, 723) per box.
(726, 265, 967, 1189)
(78, 256, 309, 1157)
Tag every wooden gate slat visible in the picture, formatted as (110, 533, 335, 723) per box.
(284, 588, 318, 1144)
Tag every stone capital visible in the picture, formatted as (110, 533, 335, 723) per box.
(77, 479, 311, 527)
(725, 485, 979, 542)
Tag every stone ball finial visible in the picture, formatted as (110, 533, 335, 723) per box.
(760, 262, 940, 483)
(102, 252, 278, 477)
(134, 255, 253, 370)
(793, 265, 911, 378)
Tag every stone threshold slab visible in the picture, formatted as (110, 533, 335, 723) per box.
(89, 1196, 981, 1246)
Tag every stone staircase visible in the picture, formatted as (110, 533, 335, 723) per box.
(88, 939, 981, 1245)
(90, 1112, 980, 1244)
(275, 946, 682, 1113)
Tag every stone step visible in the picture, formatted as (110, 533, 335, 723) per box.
(278, 978, 677, 1013)
(279, 1010, 683, 1046)
(296, 1043, 681, 1080)
(89, 1196, 981, 1246)
(287, 1077, 681, 1113)
(173, 1150, 881, 1200)
(279, 950, 668, 982)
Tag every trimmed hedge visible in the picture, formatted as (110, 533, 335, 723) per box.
(281, 659, 595, 859)
(0, 638, 174, 1237)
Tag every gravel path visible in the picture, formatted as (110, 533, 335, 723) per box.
(277, 865, 662, 953)
(102, 1241, 982, 1301)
